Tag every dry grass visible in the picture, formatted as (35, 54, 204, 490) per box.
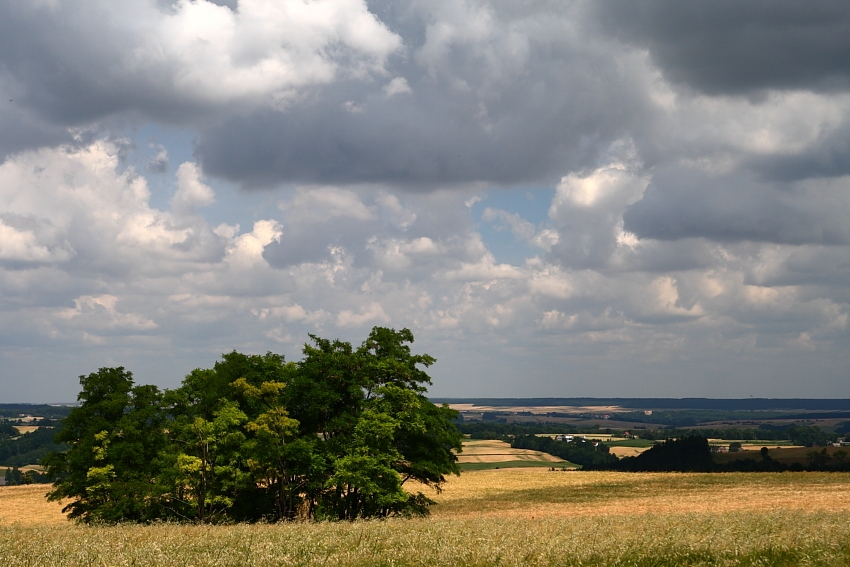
(2, 512, 849, 567)
(457, 439, 565, 464)
(2, 471, 850, 566)
(427, 468, 850, 519)
(12, 425, 41, 435)
(0, 485, 68, 526)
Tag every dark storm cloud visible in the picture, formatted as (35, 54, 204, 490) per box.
(592, 0, 850, 95)
(614, 239, 719, 273)
(197, 32, 646, 188)
(743, 246, 850, 291)
(0, 3, 149, 125)
(197, 82, 633, 189)
(747, 121, 850, 182)
(0, 104, 73, 159)
(623, 167, 850, 245)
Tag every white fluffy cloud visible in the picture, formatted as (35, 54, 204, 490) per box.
(0, 0, 402, 127)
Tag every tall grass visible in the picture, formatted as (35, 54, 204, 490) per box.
(3, 512, 848, 566)
(2, 470, 849, 566)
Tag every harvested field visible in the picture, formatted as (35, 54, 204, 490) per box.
(0, 485, 67, 526)
(607, 446, 649, 457)
(456, 439, 566, 464)
(1, 471, 849, 566)
(12, 425, 40, 435)
(428, 469, 850, 519)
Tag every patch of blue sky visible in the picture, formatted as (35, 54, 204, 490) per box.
(472, 185, 555, 266)
(124, 125, 282, 235)
(122, 124, 196, 211)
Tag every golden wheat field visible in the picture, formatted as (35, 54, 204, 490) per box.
(2, 470, 850, 566)
(455, 439, 568, 464)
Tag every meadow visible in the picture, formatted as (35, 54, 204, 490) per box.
(2, 469, 850, 566)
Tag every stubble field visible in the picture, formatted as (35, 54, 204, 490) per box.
(2, 470, 850, 566)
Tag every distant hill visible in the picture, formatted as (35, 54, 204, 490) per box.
(0, 404, 75, 420)
(430, 398, 850, 411)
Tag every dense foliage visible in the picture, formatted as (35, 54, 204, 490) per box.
(510, 434, 618, 468)
(0, 421, 17, 439)
(44, 327, 462, 524)
(602, 436, 715, 472)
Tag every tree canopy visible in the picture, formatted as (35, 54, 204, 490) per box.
(45, 327, 462, 523)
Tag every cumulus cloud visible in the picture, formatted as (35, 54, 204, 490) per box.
(383, 77, 412, 98)
(0, 0, 401, 130)
(0, 214, 74, 266)
(172, 162, 216, 214)
(0, 141, 228, 279)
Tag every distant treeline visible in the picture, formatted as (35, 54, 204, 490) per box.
(640, 425, 837, 446)
(458, 422, 840, 447)
(607, 409, 850, 427)
(433, 398, 850, 411)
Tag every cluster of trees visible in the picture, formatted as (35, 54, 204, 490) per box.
(44, 327, 463, 524)
(510, 434, 618, 468)
(777, 425, 837, 447)
(580, 436, 850, 473)
(0, 422, 18, 439)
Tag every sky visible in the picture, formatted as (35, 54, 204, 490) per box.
(0, 1, 848, 402)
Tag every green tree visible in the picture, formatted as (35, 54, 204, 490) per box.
(159, 401, 251, 523)
(44, 368, 168, 522)
(234, 377, 305, 521)
(292, 327, 462, 519)
(807, 448, 832, 469)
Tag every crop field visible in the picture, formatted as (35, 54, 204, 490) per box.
(2, 470, 850, 566)
(606, 446, 648, 458)
(456, 439, 574, 470)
